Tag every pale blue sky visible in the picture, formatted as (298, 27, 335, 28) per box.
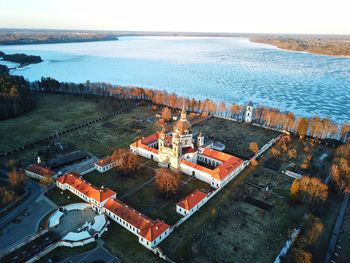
(0, 0, 349, 34)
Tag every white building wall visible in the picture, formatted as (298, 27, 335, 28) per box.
(103, 207, 170, 248)
(25, 170, 45, 181)
(176, 195, 209, 217)
(179, 134, 192, 148)
(138, 229, 171, 248)
(137, 147, 159, 162)
(95, 161, 118, 173)
(180, 163, 219, 188)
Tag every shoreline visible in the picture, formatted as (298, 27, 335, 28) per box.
(249, 38, 350, 59)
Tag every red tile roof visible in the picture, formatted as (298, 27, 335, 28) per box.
(26, 164, 55, 178)
(139, 142, 159, 154)
(104, 199, 153, 231)
(177, 189, 208, 211)
(57, 173, 116, 202)
(201, 148, 232, 162)
(96, 156, 116, 167)
(104, 199, 170, 241)
(139, 219, 170, 242)
(141, 132, 159, 145)
(181, 159, 214, 175)
(214, 156, 244, 180)
(182, 150, 244, 181)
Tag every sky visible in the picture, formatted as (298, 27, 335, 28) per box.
(0, 0, 349, 35)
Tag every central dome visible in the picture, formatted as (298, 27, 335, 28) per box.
(173, 106, 191, 135)
(174, 119, 191, 135)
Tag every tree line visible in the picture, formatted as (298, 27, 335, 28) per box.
(32, 77, 350, 143)
(0, 73, 35, 120)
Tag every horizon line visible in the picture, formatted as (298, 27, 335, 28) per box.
(1, 27, 350, 37)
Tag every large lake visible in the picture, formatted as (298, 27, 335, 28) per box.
(1, 37, 349, 123)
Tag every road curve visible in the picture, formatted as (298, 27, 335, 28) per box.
(0, 169, 44, 229)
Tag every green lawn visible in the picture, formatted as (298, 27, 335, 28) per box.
(198, 118, 280, 159)
(123, 172, 210, 225)
(83, 164, 155, 197)
(0, 93, 122, 152)
(0, 93, 148, 162)
(45, 187, 83, 207)
(104, 223, 161, 263)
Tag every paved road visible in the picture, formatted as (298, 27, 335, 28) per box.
(324, 193, 349, 263)
(0, 168, 45, 229)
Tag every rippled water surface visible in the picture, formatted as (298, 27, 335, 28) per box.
(1, 37, 349, 122)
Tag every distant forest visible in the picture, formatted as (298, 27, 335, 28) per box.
(0, 66, 35, 120)
(250, 36, 350, 57)
(0, 52, 42, 66)
(0, 30, 119, 45)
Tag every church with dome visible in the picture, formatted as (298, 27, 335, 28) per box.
(130, 106, 245, 189)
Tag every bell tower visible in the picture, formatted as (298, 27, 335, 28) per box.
(197, 130, 204, 148)
(172, 132, 181, 158)
(159, 129, 165, 151)
(245, 102, 253, 123)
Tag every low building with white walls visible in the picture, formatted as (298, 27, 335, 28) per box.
(56, 173, 117, 213)
(103, 199, 170, 248)
(25, 163, 56, 182)
(176, 189, 209, 216)
(95, 156, 119, 173)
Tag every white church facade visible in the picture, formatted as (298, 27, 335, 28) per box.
(130, 106, 245, 189)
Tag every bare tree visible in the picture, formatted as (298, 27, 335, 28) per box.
(155, 168, 179, 196)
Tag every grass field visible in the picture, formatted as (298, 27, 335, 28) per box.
(123, 172, 210, 225)
(0, 93, 153, 163)
(0, 93, 129, 152)
(197, 118, 280, 159)
(83, 163, 155, 197)
(45, 187, 83, 207)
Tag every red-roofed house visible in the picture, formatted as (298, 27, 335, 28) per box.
(139, 219, 170, 248)
(25, 164, 56, 182)
(57, 173, 116, 213)
(103, 199, 170, 248)
(95, 156, 119, 173)
(176, 189, 209, 216)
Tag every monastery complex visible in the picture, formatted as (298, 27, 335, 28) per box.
(130, 106, 246, 189)
(48, 105, 271, 254)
